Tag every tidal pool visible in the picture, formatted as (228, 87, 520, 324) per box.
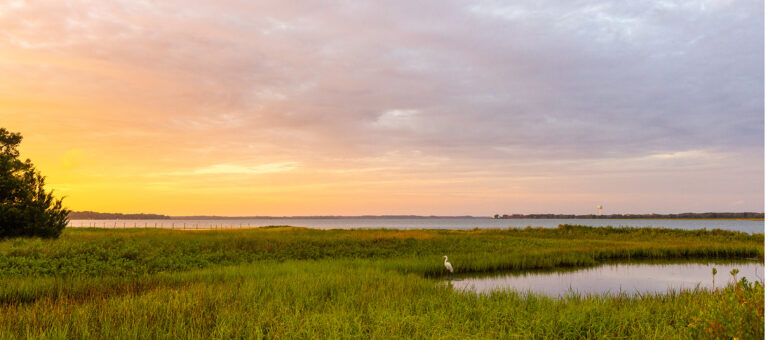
(449, 261, 764, 296)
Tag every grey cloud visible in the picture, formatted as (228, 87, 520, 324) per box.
(1, 0, 762, 165)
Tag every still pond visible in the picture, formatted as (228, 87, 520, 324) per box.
(449, 261, 764, 296)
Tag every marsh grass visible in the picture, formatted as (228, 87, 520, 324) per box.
(0, 225, 760, 278)
(0, 225, 763, 338)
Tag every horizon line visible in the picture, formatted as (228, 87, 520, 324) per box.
(68, 211, 766, 219)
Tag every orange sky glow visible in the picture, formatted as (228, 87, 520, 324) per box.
(1, 1, 763, 216)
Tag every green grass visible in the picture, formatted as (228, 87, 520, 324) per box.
(0, 225, 763, 339)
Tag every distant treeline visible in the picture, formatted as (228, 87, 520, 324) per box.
(69, 211, 764, 220)
(69, 212, 480, 220)
(494, 212, 764, 219)
(69, 211, 171, 220)
(170, 215, 480, 220)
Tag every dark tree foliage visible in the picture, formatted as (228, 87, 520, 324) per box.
(496, 212, 764, 219)
(0, 128, 69, 238)
(68, 211, 170, 220)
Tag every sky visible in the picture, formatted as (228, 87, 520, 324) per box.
(0, 0, 764, 216)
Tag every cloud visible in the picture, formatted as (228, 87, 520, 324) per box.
(373, 109, 421, 130)
(171, 162, 299, 176)
(0, 0, 762, 213)
(2, 0, 761, 162)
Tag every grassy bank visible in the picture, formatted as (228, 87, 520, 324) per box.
(0, 225, 764, 338)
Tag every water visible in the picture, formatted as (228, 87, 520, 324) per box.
(68, 217, 764, 233)
(450, 261, 765, 296)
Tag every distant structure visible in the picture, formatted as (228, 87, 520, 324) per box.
(597, 205, 603, 216)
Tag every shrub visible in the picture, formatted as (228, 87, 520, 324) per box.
(0, 128, 69, 238)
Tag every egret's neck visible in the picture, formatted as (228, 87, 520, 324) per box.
(443, 257, 448, 263)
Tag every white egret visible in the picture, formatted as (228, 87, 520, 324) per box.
(443, 255, 454, 280)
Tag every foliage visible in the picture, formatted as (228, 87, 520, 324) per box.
(68, 211, 170, 220)
(0, 225, 762, 338)
(0, 128, 69, 239)
(686, 278, 764, 339)
(0, 225, 761, 278)
(497, 212, 764, 219)
(0, 260, 763, 339)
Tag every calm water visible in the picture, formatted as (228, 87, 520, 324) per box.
(68, 217, 764, 233)
(450, 261, 765, 296)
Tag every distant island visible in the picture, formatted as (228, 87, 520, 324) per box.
(170, 215, 479, 220)
(68, 211, 172, 220)
(493, 212, 764, 219)
(69, 211, 764, 220)
(67, 212, 479, 220)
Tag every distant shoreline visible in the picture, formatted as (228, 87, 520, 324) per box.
(68, 212, 765, 221)
(493, 212, 764, 220)
(494, 217, 764, 221)
(67, 218, 764, 221)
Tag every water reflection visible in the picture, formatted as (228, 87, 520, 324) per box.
(450, 261, 764, 296)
